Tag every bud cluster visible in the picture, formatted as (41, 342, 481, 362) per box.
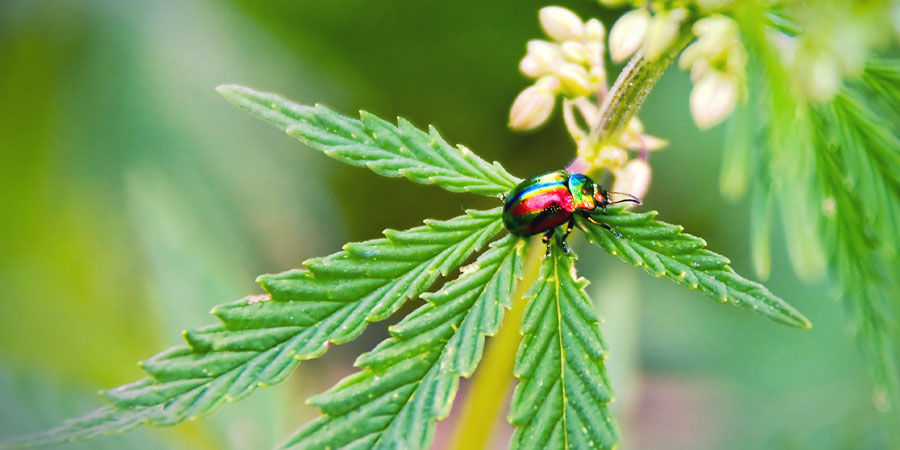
(678, 15, 747, 129)
(508, 5, 679, 205)
(509, 6, 607, 131)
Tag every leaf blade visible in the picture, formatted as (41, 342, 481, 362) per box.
(216, 85, 520, 196)
(581, 208, 811, 329)
(5, 209, 504, 447)
(509, 245, 618, 450)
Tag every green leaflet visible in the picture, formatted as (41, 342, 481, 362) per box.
(581, 208, 811, 329)
(509, 245, 618, 450)
(281, 235, 526, 449)
(5, 209, 503, 447)
(812, 80, 900, 412)
(216, 85, 520, 196)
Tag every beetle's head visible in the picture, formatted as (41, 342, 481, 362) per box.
(593, 187, 609, 208)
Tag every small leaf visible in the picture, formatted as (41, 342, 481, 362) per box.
(6, 209, 504, 447)
(509, 245, 618, 449)
(581, 208, 811, 329)
(216, 84, 520, 196)
(281, 235, 526, 449)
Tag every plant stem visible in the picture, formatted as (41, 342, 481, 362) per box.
(589, 29, 695, 147)
(449, 28, 695, 449)
(449, 239, 543, 450)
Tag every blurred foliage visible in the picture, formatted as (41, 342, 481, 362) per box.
(0, 0, 895, 448)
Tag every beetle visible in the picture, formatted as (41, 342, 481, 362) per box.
(501, 170, 640, 253)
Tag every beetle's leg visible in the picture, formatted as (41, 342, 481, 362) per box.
(582, 213, 622, 238)
(542, 229, 555, 257)
(499, 193, 507, 203)
(554, 217, 575, 255)
(562, 216, 576, 240)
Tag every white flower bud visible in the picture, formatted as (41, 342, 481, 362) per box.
(609, 8, 650, 63)
(519, 55, 545, 78)
(584, 41, 605, 69)
(561, 41, 589, 65)
(539, 6, 584, 42)
(509, 77, 560, 131)
(689, 58, 711, 82)
(526, 39, 564, 72)
(589, 65, 607, 92)
(555, 63, 592, 97)
(692, 15, 736, 39)
(584, 18, 605, 42)
(612, 159, 652, 202)
(593, 145, 629, 169)
(642, 8, 687, 62)
(678, 41, 701, 70)
(690, 71, 738, 129)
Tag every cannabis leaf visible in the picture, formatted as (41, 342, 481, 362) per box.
(282, 235, 526, 449)
(6, 208, 503, 447)
(216, 85, 520, 196)
(508, 244, 618, 449)
(6, 84, 813, 450)
(811, 71, 900, 410)
(580, 208, 811, 329)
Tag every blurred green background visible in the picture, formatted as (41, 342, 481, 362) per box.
(0, 0, 886, 448)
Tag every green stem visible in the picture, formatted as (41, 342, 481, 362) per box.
(449, 27, 695, 449)
(449, 239, 543, 450)
(589, 29, 695, 147)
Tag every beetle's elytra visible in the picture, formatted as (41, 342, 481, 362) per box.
(502, 170, 640, 251)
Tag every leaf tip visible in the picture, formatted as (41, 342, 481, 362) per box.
(215, 84, 245, 101)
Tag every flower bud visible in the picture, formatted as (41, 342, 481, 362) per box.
(584, 18, 605, 42)
(613, 159, 651, 202)
(519, 55, 545, 78)
(690, 71, 738, 129)
(539, 6, 584, 42)
(609, 8, 650, 62)
(593, 145, 628, 169)
(692, 15, 736, 39)
(642, 8, 687, 62)
(556, 63, 592, 97)
(509, 77, 559, 131)
(561, 41, 589, 65)
(526, 39, 564, 73)
(588, 65, 607, 92)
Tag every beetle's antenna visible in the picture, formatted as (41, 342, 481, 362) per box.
(606, 191, 642, 205)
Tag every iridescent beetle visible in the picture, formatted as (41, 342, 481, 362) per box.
(502, 170, 640, 253)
